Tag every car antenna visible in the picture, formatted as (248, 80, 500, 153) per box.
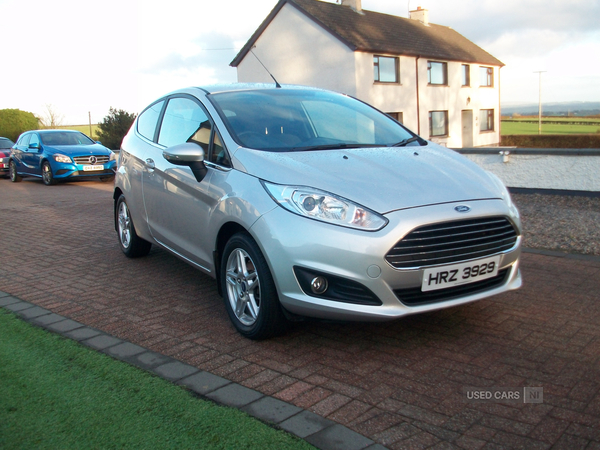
(250, 46, 281, 88)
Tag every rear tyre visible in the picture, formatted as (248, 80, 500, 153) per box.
(42, 161, 56, 185)
(9, 161, 22, 182)
(221, 233, 288, 340)
(116, 194, 152, 258)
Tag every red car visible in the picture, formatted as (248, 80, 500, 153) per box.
(0, 137, 15, 177)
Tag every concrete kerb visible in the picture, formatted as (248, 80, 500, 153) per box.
(0, 292, 380, 450)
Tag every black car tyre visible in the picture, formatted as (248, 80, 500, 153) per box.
(41, 161, 57, 185)
(221, 233, 287, 340)
(116, 194, 152, 258)
(9, 161, 22, 182)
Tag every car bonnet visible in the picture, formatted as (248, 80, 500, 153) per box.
(231, 143, 502, 214)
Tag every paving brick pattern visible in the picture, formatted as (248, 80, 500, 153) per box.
(2, 178, 600, 449)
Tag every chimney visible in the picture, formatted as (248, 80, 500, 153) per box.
(409, 6, 429, 25)
(341, 0, 362, 13)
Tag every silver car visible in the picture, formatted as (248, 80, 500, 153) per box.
(114, 84, 522, 339)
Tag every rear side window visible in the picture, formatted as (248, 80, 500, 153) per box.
(137, 100, 164, 141)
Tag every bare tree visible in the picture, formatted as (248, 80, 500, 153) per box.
(38, 104, 64, 129)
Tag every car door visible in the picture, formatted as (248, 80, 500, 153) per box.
(12, 133, 31, 173)
(25, 132, 43, 175)
(142, 95, 225, 272)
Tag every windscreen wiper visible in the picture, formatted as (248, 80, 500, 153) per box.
(391, 136, 420, 147)
(292, 143, 379, 152)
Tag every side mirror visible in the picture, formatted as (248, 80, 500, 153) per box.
(29, 143, 41, 150)
(163, 142, 207, 182)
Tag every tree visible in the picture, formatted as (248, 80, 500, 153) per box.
(38, 104, 64, 129)
(96, 107, 136, 150)
(0, 109, 40, 141)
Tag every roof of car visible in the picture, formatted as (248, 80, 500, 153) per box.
(231, 0, 503, 67)
(196, 83, 320, 95)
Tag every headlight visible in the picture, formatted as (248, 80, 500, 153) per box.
(109, 151, 116, 161)
(54, 154, 72, 163)
(262, 181, 388, 231)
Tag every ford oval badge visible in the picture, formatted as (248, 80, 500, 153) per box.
(455, 205, 471, 213)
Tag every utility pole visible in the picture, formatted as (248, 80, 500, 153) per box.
(533, 71, 546, 135)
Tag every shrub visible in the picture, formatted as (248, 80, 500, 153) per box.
(96, 107, 136, 150)
(0, 109, 40, 141)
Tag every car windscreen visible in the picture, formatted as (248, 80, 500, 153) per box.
(209, 89, 418, 152)
(0, 139, 14, 149)
(40, 132, 95, 146)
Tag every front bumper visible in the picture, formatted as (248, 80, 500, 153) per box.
(250, 198, 522, 321)
(51, 160, 117, 179)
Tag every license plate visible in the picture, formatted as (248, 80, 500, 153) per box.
(421, 256, 500, 292)
(83, 165, 104, 171)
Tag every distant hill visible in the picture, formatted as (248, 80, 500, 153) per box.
(501, 102, 600, 117)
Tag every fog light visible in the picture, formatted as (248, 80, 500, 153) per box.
(310, 276, 328, 294)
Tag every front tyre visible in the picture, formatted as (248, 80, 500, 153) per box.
(221, 233, 287, 340)
(9, 161, 22, 182)
(42, 161, 57, 185)
(116, 194, 152, 258)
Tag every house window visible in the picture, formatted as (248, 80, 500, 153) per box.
(386, 112, 403, 124)
(461, 65, 470, 86)
(480, 66, 493, 87)
(480, 109, 494, 132)
(429, 111, 448, 136)
(374, 56, 399, 83)
(427, 61, 447, 85)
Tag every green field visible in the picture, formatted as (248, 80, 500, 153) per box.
(58, 124, 100, 139)
(501, 117, 600, 135)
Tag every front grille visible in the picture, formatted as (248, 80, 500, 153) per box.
(385, 217, 518, 269)
(395, 268, 509, 306)
(73, 155, 110, 164)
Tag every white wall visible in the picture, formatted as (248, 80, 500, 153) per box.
(236, 3, 357, 95)
(236, 5, 502, 148)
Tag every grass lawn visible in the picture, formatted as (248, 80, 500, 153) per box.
(501, 120, 600, 135)
(0, 310, 315, 450)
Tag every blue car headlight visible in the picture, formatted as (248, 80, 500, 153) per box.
(54, 154, 73, 164)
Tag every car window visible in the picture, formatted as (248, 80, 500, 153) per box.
(18, 134, 31, 147)
(29, 133, 40, 147)
(210, 131, 231, 167)
(0, 139, 14, 149)
(137, 100, 164, 142)
(40, 132, 94, 146)
(158, 97, 211, 150)
(210, 89, 415, 152)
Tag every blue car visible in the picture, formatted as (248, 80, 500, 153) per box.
(9, 129, 116, 185)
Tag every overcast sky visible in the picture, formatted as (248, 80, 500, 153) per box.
(1, 0, 599, 124)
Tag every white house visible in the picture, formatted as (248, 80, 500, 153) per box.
(231, 0, 504, 148)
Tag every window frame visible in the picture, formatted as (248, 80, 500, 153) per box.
(480, 66, 494, 87)
(427, 61, 448, 86)
(461, 64, 470, 87)
(428, 110, 449, 137)
(479, 109, 495, 132)
(373, 55, 400, 84)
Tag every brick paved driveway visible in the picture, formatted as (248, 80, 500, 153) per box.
(2, 178, 599, 449)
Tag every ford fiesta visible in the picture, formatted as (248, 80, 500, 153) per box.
(9, 130, 116, 185)
(114, 84, 522, 339)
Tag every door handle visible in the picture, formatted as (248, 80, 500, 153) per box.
(145, 158, 155, 170)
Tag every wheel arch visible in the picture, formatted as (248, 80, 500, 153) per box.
(214, 221, 250, 296)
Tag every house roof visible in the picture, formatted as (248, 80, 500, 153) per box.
(231, 0, 504, 67)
